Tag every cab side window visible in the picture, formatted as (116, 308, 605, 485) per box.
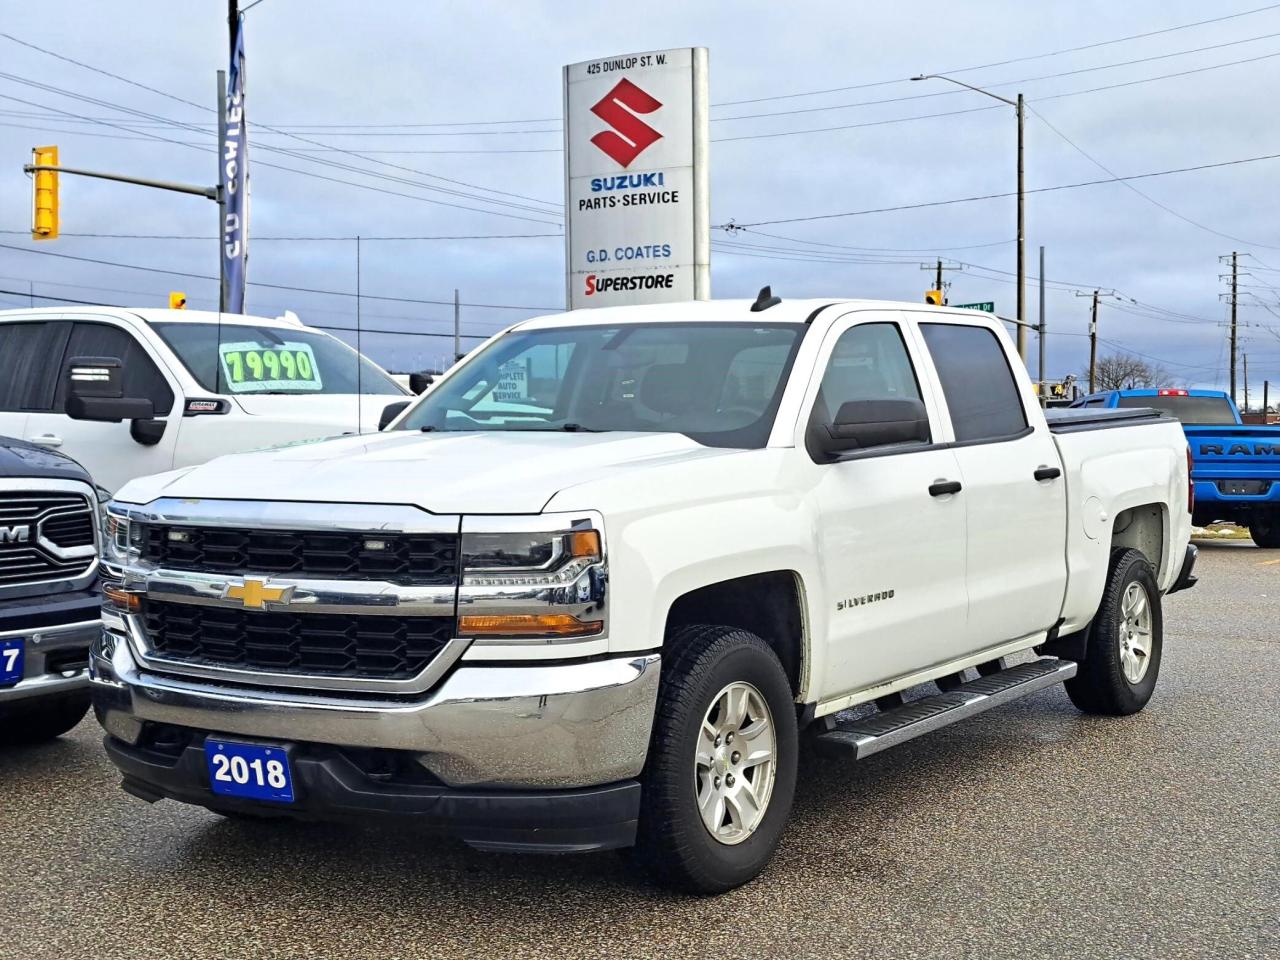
(920, 322, 1028, 442)
(0, 321, 69, 411)
(807, 322, 929, 457)
(55, 323, 175, 416)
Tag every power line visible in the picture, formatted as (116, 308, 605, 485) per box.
(1026, 103, 1280, 250)
(0, 287, 497, 340)
(0, 229, 561, 241)
(715, 2, 1280, 107)
(0, 33, 559, 209)
(712, 30, 1280, 123)
(0, 243, 561, 311)
(713, 48, 1280, 143)
(728, 150, 1280, 226)
(0, 74, 562, 219)
(0, 90, 566, 225)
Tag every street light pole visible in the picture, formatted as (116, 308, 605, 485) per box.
(912, 74, 1026, 359)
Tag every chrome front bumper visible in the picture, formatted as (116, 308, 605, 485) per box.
(91, 628, 660, 789)
(0, 619, 98, 705)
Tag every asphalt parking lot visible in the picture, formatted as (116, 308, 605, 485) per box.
(4, 540, 1276, 960)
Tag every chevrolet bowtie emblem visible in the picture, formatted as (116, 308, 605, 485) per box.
(224, 578, 293, 609)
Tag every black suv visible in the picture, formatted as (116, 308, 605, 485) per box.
(1, 436, 101, 744)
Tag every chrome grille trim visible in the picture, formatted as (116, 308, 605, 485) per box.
(0, 479, 98, 594)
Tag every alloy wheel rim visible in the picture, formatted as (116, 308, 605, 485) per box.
(694, 680, 777, 845)
(1118, 581, 1154, 684)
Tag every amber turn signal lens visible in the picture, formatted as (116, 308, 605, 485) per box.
(102, 583, 140, 613)
(568, 530, 601, 559)
(459, 614, 603, 638)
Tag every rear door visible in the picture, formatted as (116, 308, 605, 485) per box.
(799, 311, 970, 696)
(916, 319, 1068, 648)
(25, 319, 182, 493)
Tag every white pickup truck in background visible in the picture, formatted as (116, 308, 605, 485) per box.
(0, 307, 409, 494)
(91, 293, 1196, 893)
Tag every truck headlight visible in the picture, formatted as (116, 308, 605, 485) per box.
(458, 521, 606, 640)
(103, 506, 141, 566)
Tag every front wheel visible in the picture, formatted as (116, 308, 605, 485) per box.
(632, 625, 798, 894)
(1065, 548, 1163, 716)
(0, 692, 91, 746)
(1249, 513, 1280, 548)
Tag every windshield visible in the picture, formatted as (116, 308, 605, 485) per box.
(1116, 394, 1237, 425)
(152, 322, 404, 396)
(398, 322, 806, 448)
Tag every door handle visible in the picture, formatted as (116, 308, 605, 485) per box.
(928, 479, 962, 497)
(28, 434, 63, 448)
(1033, 465, 1062, 481)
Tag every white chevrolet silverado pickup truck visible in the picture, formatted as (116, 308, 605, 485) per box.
(90, 293, 1197, 892)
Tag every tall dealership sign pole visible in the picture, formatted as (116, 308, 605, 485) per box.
(220, 1, 249, 313)
(563, 48, 710, 309)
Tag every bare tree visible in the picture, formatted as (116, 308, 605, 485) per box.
(1092, 351, 1173, 391)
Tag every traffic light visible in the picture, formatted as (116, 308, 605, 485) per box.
(30, 146, 58, 240)
(925, 289, 943, 306)
(169, 291, 187, 310)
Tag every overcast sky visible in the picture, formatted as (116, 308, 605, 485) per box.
(2, 0, 1278, 394)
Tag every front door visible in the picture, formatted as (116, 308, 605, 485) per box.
(25, 320, 182, 494)
(801, 313, 970, 699)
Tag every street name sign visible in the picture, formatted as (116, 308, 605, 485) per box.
(955, 301, 996, 313)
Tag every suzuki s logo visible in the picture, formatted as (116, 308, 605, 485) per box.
(0, 524, 30, 545)
(590, 79, 663, 168)
(223, 578, 294, 609)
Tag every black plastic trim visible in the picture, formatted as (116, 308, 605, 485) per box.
(103, 735, 641, 853)
(1166, 544, 1198, 595)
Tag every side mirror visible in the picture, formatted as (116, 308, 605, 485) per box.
(379, 400, 411, 431)
(408, 372, 434, 394)
(815, 398, 929, 461)
(65, 357, 155, 423)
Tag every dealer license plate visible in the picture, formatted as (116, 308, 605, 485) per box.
(205, 738, 295, 803)
(0, 639, 23, 687)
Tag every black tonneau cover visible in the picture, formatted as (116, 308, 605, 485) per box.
(1045, 406, 1172, 434)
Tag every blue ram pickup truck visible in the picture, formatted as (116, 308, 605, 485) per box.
(1071, 388, 1280, 547)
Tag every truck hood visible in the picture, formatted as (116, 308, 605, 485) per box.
(117, 430, 739, 514)
(230, 393, 400, 433)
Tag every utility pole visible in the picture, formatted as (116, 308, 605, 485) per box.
(1230, 251, 1238, 404)
(1264, 380, 1271, 415)
(910, 74, 1026, 358)
(1243, 353, 1249, 413)
(453, 288, 461, 363)
(1037, 245, 1046, 407)
(1016, 93, 1025, 361)
(920, 259, 960, 302)
(216, 69, 227, 311)
(1088, 289, 1099, 394)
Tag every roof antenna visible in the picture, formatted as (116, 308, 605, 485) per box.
(750, 285, 781, 312)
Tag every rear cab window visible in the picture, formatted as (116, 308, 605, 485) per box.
(1115, 394, 1237, 425)
(920, 322, 1028, 442)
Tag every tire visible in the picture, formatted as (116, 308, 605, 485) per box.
(1064, 548, 1163, 716)
(632, 625, 798, 894)
(0, 692, 90, 746)
(1249, 514, 1280, 548)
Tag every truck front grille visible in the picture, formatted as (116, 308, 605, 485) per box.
(0, 491, 96, 588)
(142, 599, 455, 681)
(139, 525, 459, 584)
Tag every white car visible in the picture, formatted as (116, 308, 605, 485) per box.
(0, 307, 408, 494)
(93, 294, 1196, 892)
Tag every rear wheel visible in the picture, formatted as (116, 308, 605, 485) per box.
(0, 692, 90, 746)
(632, 625, 797, 894)
(1249, 513, 1280, 548)
(1065, 548, 1162, 716)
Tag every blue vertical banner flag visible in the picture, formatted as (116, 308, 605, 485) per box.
(221, 14, 248, 313)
